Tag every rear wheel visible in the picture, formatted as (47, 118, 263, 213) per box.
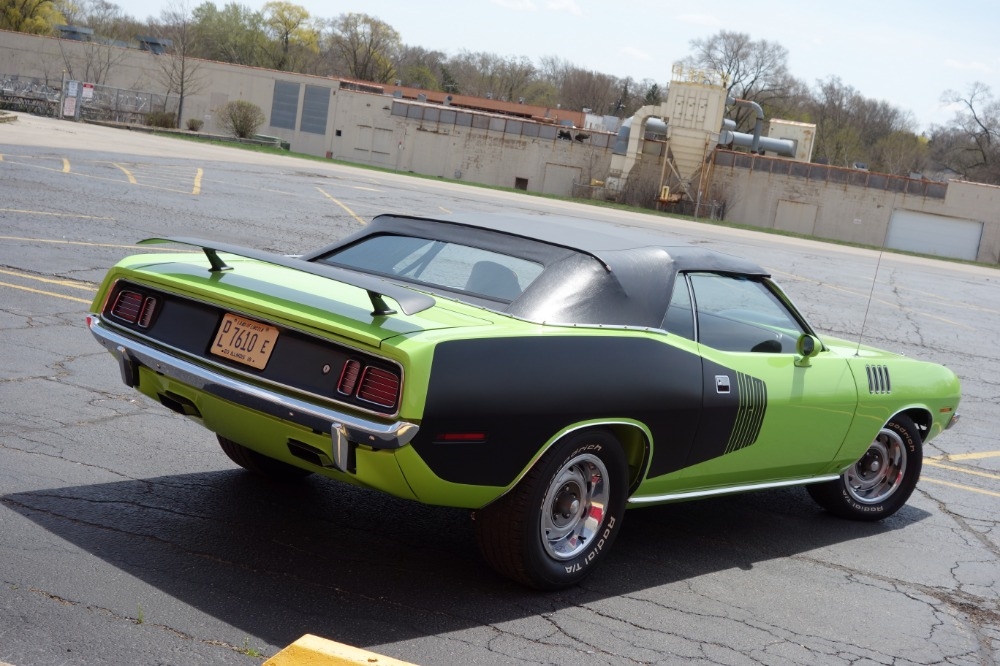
(474, 429, 628, 590)
(807, 415, 922, 521)
(217, 435, 313, 482)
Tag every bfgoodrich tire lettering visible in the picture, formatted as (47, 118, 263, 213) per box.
(807, 415, 922, 521)
(474, 429, 628, 590)
(217, 435, 313, 482)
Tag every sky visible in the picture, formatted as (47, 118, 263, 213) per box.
(114, 0, 1000, 133)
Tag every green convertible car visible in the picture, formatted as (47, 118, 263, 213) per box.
(88, 213, 961, 589)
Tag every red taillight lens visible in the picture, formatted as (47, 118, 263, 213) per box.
(357, 366, 400, 408)
(110, 291, 144, 323)
(138, 297, 157, 328)
(110, 291, 157, 327)
(337, 359, 362, 395)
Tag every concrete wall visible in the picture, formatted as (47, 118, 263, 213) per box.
(711, 151, 1000, 264)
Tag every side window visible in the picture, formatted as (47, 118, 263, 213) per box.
(688, 273, 806, 353)
(663, 275, 695, 340)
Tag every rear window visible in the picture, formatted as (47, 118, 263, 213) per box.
(316, 234, 544, 302)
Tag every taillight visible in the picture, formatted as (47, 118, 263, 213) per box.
(357, 366, 400, 408)
(138, 297, 157, 328)
(337, 359, 362, 395)
(110, 290, 157, 328)
(337, 359, 400, 411)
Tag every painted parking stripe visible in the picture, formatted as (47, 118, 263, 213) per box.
(924, 460, 1000, 481)
(930, 451, 1000, 462)
(316, 187, 366, 225)
(922, 477, 1000, 499)
(0, 281, 91, 304)
(264, 634, 418, 666)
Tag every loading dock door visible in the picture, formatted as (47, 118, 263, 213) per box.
(886, 210, 983, 261)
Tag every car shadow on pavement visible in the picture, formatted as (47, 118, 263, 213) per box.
(3, 469, 930, 652)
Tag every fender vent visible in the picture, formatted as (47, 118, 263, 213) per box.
(725, 372, 767, 454)
(866, 365, 891, 394)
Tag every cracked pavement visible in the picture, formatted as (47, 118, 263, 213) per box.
(1, 114, 997, 665)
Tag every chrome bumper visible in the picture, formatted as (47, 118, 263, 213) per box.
(88, 316, 418, 473)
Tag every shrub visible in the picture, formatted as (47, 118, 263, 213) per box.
(186, 118, 204, 132)
(214, 100, 265, 139)
(145, 111, 177, 128)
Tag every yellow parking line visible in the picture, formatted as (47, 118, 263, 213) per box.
(439, 206, 452, 214)
(193, 167, 203, 195)
(0, 209, 115, 221)
(922, 477, 1000, 499)
(62, 158, 70, 173)
(0, 235, 191, 251)
(931, 451, 1000, 462)
(0, 268, 96, 290)
(924, 460, 1000, 481)
(112, 162, 137, 184)
(0, 281, 91, 304)
(316, 187, 366, 225)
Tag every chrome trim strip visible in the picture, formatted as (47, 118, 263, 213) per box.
(627, 474, 841, 506)
(89, 316, 418, 472)
(946, 413, 960, 430)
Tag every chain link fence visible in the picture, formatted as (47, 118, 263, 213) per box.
(0, 73, 178, 124)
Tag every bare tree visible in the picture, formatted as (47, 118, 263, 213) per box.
(155, 2, 204, 126)
(683, 30, 793, 131)
(808, 76, 918, 172)
(324, 12, 400, 83)
(930, 82, 1000, 184)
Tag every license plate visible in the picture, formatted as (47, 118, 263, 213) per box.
(210, 313, 279, 370)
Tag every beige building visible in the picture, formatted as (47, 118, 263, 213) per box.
(1, 29, 997, 264)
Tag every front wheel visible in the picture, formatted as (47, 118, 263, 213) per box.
(807, 415, 922, 521)
(474, 429, 628, 590)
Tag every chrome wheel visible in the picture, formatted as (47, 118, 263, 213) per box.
(540, 453, 610, 561)
(844, 427, 907, 504)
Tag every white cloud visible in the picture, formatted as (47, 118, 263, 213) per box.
(545, 0, 583, 16)
(620, 46, 652, 61)
(489, 0, 538, 10)
(943, 58, 991, 73)
(674, 13, 720, 27)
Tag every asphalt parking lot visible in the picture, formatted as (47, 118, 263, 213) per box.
(1, 113, 998, 665)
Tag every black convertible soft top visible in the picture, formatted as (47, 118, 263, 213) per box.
(304, 213, 770, 328)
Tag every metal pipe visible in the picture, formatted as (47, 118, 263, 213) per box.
(727, 97, 764, 153)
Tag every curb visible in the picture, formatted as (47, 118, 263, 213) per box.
(263, 635, 419, 666)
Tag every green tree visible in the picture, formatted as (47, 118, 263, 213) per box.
(2, 0, 63, 33)
(642, 82, 662, 107)
(325, 12, 400, 83)
(262, 1, 317, 71)
(191, 2, 268, 66)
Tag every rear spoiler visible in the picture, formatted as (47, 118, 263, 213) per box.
(138, 237, 436, 316)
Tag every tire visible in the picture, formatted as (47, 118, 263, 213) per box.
(807, 415, 922, 521)
(474, 429, 628, 590)
(217, 435, 313, 482)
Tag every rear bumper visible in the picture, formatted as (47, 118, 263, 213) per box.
(87, 315, 419, 473)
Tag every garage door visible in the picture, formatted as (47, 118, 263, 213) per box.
(886, 210, 983, 261)
(541, 164, 581, 196)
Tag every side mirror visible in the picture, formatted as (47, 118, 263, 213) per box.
(795, 334, 822, 367)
